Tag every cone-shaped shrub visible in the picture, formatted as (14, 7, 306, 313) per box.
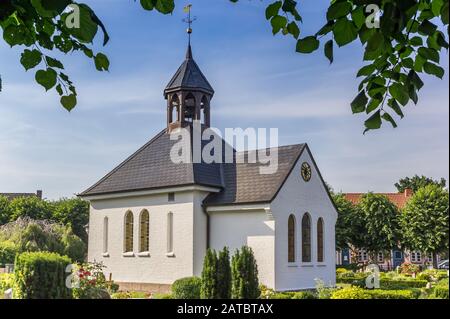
(231, 246, 260, 299)
(217, 247, 231, 299)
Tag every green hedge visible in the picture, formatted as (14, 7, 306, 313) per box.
(14, 251, 72, 299)
(366, 289, 420, 299)
(331, 287, 419, 299)
(0, 241, 18, 266)
(432, 279, 449, 299)
(337, 276, 428, 289)
(172, 277, 201, 299)
(0, 273, 14, 295)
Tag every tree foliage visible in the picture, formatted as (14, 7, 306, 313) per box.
(8, 196, 53, 221)
(1, 0, 448, 131)
(357, 193, 401, 257)
(395, 175, 447, 193)
(231, 246, 260, 299)
(0, 196, 10, 225)
(52, 198, 89, 243)
(0, 217, 86, 262)
(333, 193, 366, 250)
(400, 184, 449, 257)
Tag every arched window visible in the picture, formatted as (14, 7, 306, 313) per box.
(302, 213, 311, 262)
(124, 211, 134, 253)
(170, 94, 180, 123)
(139, 210, 150, 252)
(103, 217, 109, 254)
(288, 215, 296, 263)
(184, 93, 196, 122)
(167, 212, 173, 254)
(317, 218, 324, 262)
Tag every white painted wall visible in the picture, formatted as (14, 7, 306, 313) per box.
(209, 210, 275, 289)
(88, 191, 199, 285)
(271, 146, 337, 291)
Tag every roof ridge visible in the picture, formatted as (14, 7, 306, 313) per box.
(80, 129, 167, 195)
(235, 143, 306, 156)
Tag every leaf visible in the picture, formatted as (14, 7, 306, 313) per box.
(366, 32, 384, 52)
(364, 110, 382, 132)
(407, 70, 424, 90)
(296, 36, 319, 53)
(409, 36, 423, 47)
(155, 0, 175, 14)
(382, 112, 398, 128)
(287, 21, 300, 39)
(441, 1, 449, 24)
(357, 64, 375, 77)
(56, 84, 63, 96)
(418, 20, 437, 36)
(45, 56, 64, 69)
(351, 90, 368, 114)
(68, 4, 98, 43)
(266, 1, 282, 20)
(423, 62, 445, 78)
(351, 6, 366, 29)
(324, 40, 333, 64)
(271, 15, 287, 35)
(140, 0, 155, 10)
(94, 53, 110, 71)
(418, 47, 440, 63)
(333, 18, 358, 47)
(389, 83, 409, 106)
(20, 49, 42, 71)
(366, 98, 381, 114)
(35, 68, 57, 91)
(60, 94, 77, 112)
(387, 98, 404, 118)
(327, 2, 352, 21)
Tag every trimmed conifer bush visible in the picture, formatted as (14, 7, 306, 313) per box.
(14, 251, 72, 299)
(217, 247, 231, 299)
(231, 246, 260, 299)
(201, 249, 218, 299)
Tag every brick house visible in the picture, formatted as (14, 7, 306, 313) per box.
(336, 189, 441, 270)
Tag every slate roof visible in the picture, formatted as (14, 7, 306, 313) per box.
(164, 44, 214, 97)
(204, 144, 306, 206)
(80, 128, 224, 197)
(79, 127, 308, 207)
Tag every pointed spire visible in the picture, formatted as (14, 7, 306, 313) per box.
(186, 43, 193, 60)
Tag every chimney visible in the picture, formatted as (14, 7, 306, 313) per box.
(36, 190, 43, 199)
(404, 188, 413, 197)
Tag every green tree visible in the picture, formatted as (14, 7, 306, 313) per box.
(333, 193, 366, 251)
(400, 184, 449, 268)
(52, 198, 89, 243)
(358, 193, 401, 261)
(200, 248, 218, 299)
(0, 196, 11, 225)
(8, 196, 53, 221)
(0, 218, 86, 262)
(1, 0, 448, 131)
(217, 247, 231, 299)
(395, 175, 447, 193)
(231, 246, 260, 299)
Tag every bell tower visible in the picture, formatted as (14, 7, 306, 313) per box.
(164, 6, 214, 132)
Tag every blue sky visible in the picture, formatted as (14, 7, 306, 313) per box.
(0, 0, 448, 199)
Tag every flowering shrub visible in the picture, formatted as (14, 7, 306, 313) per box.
(71, 261, 118, 299)
(400, 262, 420, 275)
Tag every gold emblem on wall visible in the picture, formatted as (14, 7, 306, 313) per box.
(301, 162, 312, 182)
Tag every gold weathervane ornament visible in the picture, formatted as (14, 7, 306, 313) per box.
(183, 4, 196, 41)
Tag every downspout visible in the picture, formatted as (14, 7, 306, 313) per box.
(202, 203, 210, 249)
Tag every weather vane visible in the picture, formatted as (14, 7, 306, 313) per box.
(183, 4, 196, 43)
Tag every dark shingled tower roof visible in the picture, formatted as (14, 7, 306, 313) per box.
(164, 44, 214, 97)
